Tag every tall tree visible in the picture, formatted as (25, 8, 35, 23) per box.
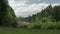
(0, 0, 16, 26)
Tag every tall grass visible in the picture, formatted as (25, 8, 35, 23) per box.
(0, 27, 60, 34)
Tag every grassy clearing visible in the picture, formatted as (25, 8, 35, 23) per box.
(0, 27, 60, 34)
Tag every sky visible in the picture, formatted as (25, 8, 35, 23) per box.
(8, 0, 60, 17)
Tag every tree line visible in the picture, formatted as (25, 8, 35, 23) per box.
(19, 5, 60, 29)
(0, 0, 60, 29)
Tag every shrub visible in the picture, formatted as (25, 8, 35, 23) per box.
(27, 23, 34, 28)
(56, 21, 60, 29)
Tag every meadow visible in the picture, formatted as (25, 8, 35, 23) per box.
(0, 27, 60, 34)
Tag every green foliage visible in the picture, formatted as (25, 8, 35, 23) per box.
(0, 0, 17, 26)
(18, 5, 60, 29)
(27, 23, 34, 28)
(19, 17, 26, 22)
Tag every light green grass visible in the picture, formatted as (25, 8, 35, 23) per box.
(0, 27, 60, 34)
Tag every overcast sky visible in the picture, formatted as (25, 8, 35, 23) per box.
(8, 0, 60, 17)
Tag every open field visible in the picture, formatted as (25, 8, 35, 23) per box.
(0, 27, 60, 34)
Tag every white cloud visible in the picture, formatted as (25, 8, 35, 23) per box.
(52, 3, 60, 7)
(14, 3, 49, 17)
(8, 0, 60, 17)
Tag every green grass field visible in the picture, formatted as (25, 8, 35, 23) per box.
(0, 27, 60, 34)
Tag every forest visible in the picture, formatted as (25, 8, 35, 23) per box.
(0, 0, 60, 30)
(19, 5, 60, 29)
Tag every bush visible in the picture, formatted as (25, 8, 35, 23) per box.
(41, 21, 57, 29)
(41, 23, 48, 29)
(27, 21, 60, 29)
(56, 21, 60, 29)
(27, 23, 34, 28)
(47, 22, 56, 29)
